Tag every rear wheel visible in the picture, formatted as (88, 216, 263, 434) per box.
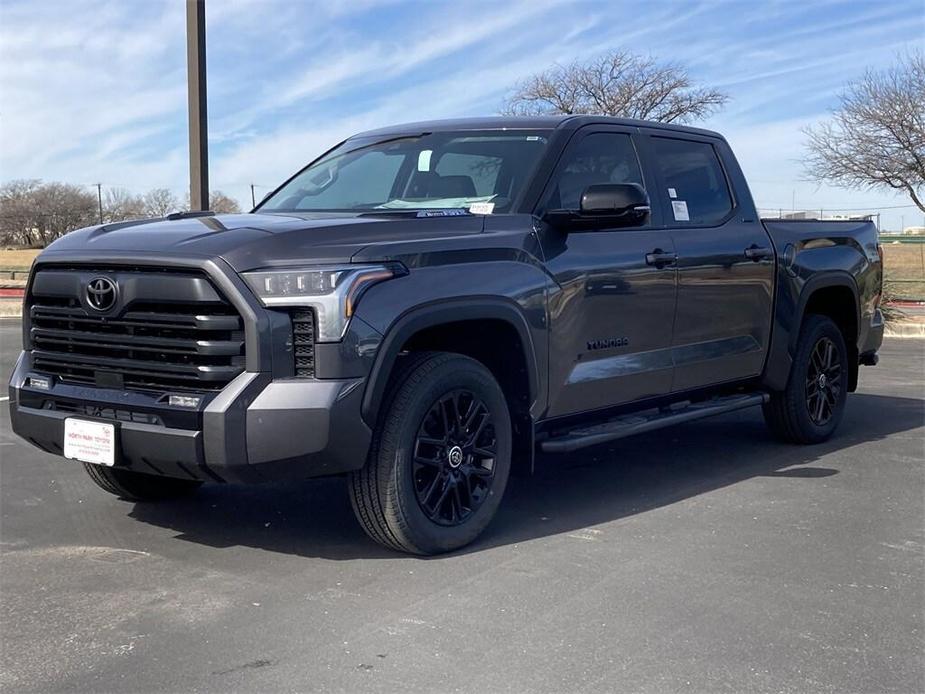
(763, 314, 849, 444)
(349, 352, 512, 555)
(82, 463, 202, 501)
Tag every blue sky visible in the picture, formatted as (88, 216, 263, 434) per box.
(0, 0, 923, 229)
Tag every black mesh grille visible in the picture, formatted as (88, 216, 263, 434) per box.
(43, 400, 164, 426)
(291, 309, 315, 378)
(28, 268, 245, 392)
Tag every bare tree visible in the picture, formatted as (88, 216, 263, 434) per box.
(804, 51, 925, 213)
(208, 191, 242, 214)
(142, 188, 179, 218)
(502, 50, 728, 123)
(0, 179, 44, 246)
(0, 181, 97, 246)
(103, 187, 145, 223)
(31, 182, 99, 244)
(182, 190, 241, 214)
(0, 182, 244, 247)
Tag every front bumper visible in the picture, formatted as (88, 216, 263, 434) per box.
(8, 351, 372, 484)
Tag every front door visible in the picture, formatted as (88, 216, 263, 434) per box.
(644, 134, 775, 391)
(538, 128, 678, 418)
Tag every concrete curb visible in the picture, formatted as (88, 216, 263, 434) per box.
(885, 323, 925, 338)
(0, 300, 23, 318)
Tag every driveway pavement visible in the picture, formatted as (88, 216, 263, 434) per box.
(1, 319, 922, 693)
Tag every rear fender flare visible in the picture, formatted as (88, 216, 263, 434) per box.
(763, 271, 860, 391)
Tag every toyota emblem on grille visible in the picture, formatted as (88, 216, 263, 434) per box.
(86, 277, 117, 311)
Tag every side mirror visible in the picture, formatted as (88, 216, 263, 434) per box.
(580, 183, 649, 216)
(544, 183, 650, 231)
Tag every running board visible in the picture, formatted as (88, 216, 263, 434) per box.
(540, 392, 769, 454)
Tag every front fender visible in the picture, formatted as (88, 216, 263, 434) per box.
(353, 254, 551, 427)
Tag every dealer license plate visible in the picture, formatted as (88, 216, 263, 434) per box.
(63, 418, 116, 466)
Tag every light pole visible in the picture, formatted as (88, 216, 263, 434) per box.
(95, 183, 103, 224)
(186, 0, 209, 211)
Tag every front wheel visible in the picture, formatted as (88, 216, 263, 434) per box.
(763, 314, 849, 444)
(349, 352, 512, 555)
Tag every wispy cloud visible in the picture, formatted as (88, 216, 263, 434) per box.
(0, 0, 922, 227)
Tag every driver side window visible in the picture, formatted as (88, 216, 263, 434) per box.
(546, 132, 645, 213)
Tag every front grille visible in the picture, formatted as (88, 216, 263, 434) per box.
(28, 267, 246, 392)
(43, 400, 164, 426)
(291, 309, 316, 378)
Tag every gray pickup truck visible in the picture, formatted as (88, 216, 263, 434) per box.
(8, 116, 884, 554)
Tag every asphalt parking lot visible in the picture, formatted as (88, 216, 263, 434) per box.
(1, 318, 922, 693)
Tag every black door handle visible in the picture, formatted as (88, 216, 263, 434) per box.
(645, 249, 678, 267)
(744, 245, 774, 261)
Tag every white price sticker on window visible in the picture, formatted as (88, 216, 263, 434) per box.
(671, 200, 690, 221)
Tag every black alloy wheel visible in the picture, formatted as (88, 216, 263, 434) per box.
(763, 314, 849, 444)
(805, 336, 842, 426)
(412, 390, 497, 526)
(348, 352, 512, 555)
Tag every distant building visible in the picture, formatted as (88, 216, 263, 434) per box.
(780, 210, 874, 222)
(903, 226, 925, 236)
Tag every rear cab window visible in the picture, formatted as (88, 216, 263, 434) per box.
(650, 137, 733, 226)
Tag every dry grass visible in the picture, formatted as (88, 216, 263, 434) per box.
(0, 249, 41, 271)
(882, 243, 925, 300)
(881, 243, 925, 278)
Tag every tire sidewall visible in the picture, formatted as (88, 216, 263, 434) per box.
(790, 316, 849, 441)
(385, 356, 512, 554)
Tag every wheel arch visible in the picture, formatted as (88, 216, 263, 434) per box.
(763, 271, 860, 392)
(361, 298, 541, 471)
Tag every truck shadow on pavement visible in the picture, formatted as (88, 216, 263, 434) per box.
(127, 392, 924, 560)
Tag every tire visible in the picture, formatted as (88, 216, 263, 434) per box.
(82, 463, 202, 501)
(763, 314, 849, 444)
(349, 352, 512, 555)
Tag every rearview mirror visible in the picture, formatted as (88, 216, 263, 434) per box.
(544, 183, 650, 231)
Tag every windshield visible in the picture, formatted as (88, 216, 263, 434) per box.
(258, 130, 551, 214)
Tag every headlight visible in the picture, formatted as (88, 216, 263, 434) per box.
(242, 264, 403, 342)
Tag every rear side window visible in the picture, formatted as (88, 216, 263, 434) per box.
(651, 138, 732, 225)
(546, 132, 644, 212)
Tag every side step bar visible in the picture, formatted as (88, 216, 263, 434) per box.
(540, 392, 770, 454)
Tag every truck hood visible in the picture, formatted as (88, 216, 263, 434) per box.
(41, 212, 485, 271)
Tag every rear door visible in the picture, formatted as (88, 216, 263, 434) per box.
(643, 132, 775, 391)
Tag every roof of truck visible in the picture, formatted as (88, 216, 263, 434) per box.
(352, 115, 725, 141)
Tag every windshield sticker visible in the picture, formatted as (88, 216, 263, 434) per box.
(377, 195, 495, 210)
(416, 209, 469, 217)
(668, 188, 677, 199)
(469, 202, 495, 215)
(417, 150, 432, 172)
(672, 200, 690, 221)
